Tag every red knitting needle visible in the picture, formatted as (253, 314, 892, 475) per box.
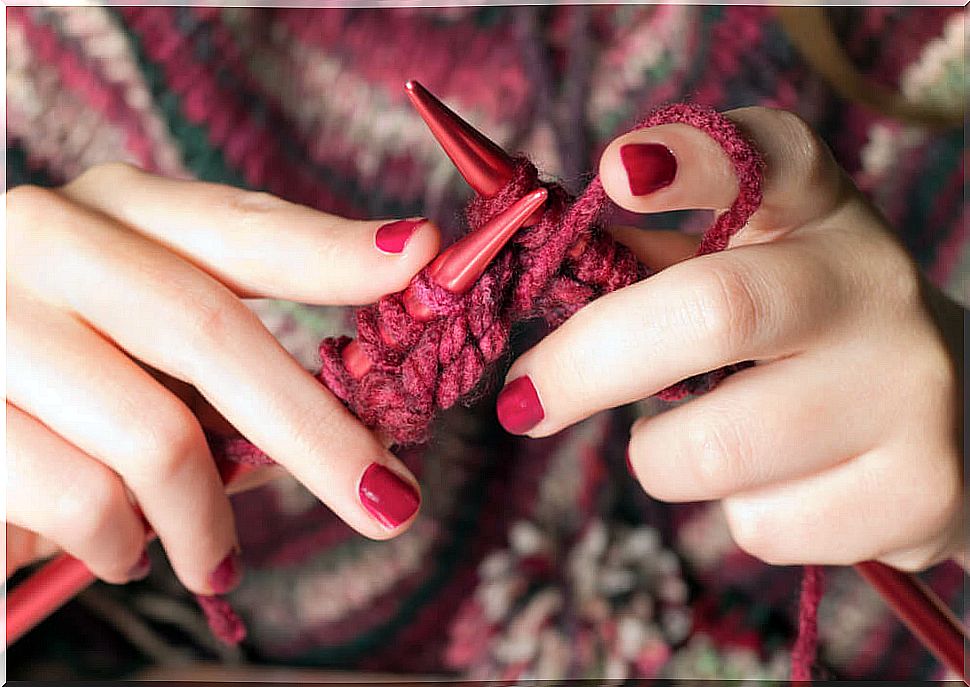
(400, 80, 969, 680)
(405, 79, 515, 198)
(341, 187, 548, 378)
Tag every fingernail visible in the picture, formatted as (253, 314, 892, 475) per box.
(127, 551, 151, 581)
(375, 218, 425, 254)
(620, 143, 677, 196)
(359, 463, 421, 529)
(496, 376, 544, 434)
(625, 448, 635, 475)
(208, 549, 241, 594)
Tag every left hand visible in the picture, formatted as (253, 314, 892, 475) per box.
(495, 107, 965, 572)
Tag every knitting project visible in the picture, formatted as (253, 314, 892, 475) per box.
(205, 101, 824, 680)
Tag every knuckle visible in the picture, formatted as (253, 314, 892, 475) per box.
(691, 264, 761, 354)
(222, 189, 291, 229)
(166, 286, 253, 374)
(768, 109, 836, 190)
(685, 415, 751, 496)
(133, 403, 207, 484)
(54, 469, 125, 544)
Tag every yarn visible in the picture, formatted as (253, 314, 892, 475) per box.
(195, 594, 247, 645)
(791, 565, 825, 682)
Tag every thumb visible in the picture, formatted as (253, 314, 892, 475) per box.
(599, 107, 849, 237)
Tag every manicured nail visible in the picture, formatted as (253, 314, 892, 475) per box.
(496, 376, 544, 434)
(375, 218, 425, 254)
(127, 551, 151, 581)
(208, 549, 241, 594)
(359, 463, 421, 529)
(620, 143, 677, 196)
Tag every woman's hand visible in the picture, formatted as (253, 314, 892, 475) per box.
(496, 108, 965, 571)
(6, 163, 440, 592)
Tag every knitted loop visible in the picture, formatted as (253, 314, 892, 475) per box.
(640, 104, 764, 401)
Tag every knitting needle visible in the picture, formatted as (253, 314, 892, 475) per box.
(405, 80, 515, 198)
(402, 80, 968, 679)
(341, 187, 548, 379)
(855, 561, 967, 681)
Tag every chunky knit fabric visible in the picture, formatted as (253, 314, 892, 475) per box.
(6, 5, 967, 682)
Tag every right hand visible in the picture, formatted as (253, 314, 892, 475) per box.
(6, 163, 440, 594)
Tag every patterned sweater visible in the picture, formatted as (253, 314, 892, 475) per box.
(6, 5, 967, 681)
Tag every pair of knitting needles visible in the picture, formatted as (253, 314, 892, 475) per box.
(6, 81, 968, 684)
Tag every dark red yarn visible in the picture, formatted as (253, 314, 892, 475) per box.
(194, 593, 247, 645)
(791, 565, 825, 682)
(206, 102, 822, 680)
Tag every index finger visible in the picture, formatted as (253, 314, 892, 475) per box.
(60, 163, 441, 305)
(497, 238, 842, 437)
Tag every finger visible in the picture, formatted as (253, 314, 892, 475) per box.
(721, 443, 961, 570)
(6, 403, 147, 584)
(498, 238, 843, 437)
(599, 107, 848, 234)
(6, 293, 239, 595)
(607, 226, 700, 272)
(7, 524, 60, 578)
(627, 356, 876, 502)
(60, 163, 441, 305)
(8, 187, 421, 540)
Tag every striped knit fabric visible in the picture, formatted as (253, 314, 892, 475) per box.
(6, 5, 967, 681)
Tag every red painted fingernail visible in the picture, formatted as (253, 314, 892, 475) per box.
(496, 376, 544, 434)
(127, 551, 151, 581)
(620, 143, 677, 196)
(359, 463, 421, 529)
(209, 549, 241, 594)
(376, 218, 425, 254)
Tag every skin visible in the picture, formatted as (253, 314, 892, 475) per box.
(5, 108, 964, 593)
(5, 163, 438, 593)
(504, 107, 966, 572)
